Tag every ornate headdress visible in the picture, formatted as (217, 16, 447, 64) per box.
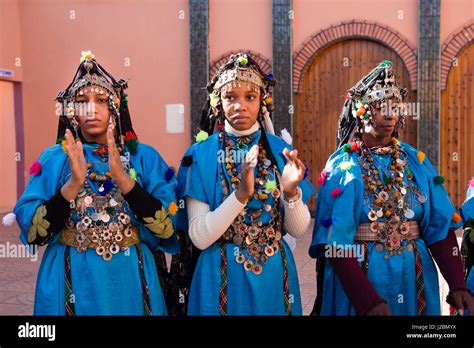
(55, 51, 138, 153)
(336, 60, 408, 148)
(199, 52, 276, 135)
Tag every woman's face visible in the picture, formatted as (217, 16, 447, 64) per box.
(74, 90, 112, 141)
(221, 83, 261, 131)
(367, 101, 400, 139)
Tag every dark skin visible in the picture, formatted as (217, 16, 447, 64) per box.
(362, 103, 398, 148)
(60, 91, 135, 202)
(363, 103, 474, 316)
(220, 84, 305, 204)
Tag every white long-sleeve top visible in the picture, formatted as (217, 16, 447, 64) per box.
(187, 121, 312, 250)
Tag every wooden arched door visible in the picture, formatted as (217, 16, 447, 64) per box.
(294, 39, 417, 209)
(441, 42, 474, 209)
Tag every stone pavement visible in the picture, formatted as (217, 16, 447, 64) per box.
(0, 212, 317, 315)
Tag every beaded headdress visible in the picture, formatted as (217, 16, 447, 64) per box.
(55, 51, 138, 153)
(336, 60, 408, 148)
(200, 52, 276, 135)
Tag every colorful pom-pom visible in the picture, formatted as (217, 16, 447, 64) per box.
(317, 170, 328, 186)
(125, 131, 137, 141)
(321, 218, 332, 227)
(28, 161, 42, 176)
(331, 188, 341, 198)
(350, 142, 359, 152)
(129, 168, 137, 181)
(265, 180, 277, 192)
(168, 202, 178, 216)
(2, 212, 16, 226)
(165, 167, 175, 183)
(341, 143, 352, 154)
(209, 93, 219, 107)
(452, 213, 462, 223)
(434, 175, 445, 184)
(304, 163, 309, 179)
(237, 55, 248, 66)
(195, 130, 209, 143)
(469, 177, 474, 189)
(416, 151, 425, 164)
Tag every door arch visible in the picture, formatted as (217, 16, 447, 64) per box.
(294, 39, 417, 209)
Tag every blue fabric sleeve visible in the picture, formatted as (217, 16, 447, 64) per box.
(14, 145, 68, 249)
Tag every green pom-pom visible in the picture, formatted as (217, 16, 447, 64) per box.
(237, 55, 248, 66)
(126, 138, 138, 154)
(120, 93, 128, 107)
(129, 168, 137, 181)
(195, 130, 209, 143)
(379, 60, 392, 67)
(265, 180, 277, 192)
(340, 143, 352, 154)
(434, 175, 445, 184)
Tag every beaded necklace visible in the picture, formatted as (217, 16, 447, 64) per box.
(66, 144, 135, 261)
(356, 137, 426, 258)
(218, 131, 283, 275)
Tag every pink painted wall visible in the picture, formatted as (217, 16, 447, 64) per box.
(440, 0, 474, 43)
(3, 0, 473, 202)
(0, 0, 23, 81)
(17, 0, 190, 188)
(209, 0, 272, 63)
(0, 81, 17, 210)
(293, 0, 418, 52)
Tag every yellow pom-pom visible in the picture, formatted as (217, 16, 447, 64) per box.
(195, 130, 209, 143)
(209, 93, 219, 108)
(416, 151, 425, 164)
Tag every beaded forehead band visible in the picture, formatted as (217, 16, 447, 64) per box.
(70, 73, 117, 99)
(214, 67, 265, 92)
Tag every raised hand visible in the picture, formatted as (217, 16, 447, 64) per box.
(60, 129, 87, 201)
(281, 148, 306, 197)
(235, 144, 258, 204)
(107, 127, 135, 195)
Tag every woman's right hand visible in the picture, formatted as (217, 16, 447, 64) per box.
(60, 129, 87, 201)
(235, 144, 258, 204)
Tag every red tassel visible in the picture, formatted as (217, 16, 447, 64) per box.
(331, 187, 341, 198)
(28, 161, 42, 176)
(125, 131, 137, 141)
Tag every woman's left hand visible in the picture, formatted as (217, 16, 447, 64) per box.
(280, 148, 306, 197)
(449, 290, 474, 316)
(107, 127, 135, 194)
